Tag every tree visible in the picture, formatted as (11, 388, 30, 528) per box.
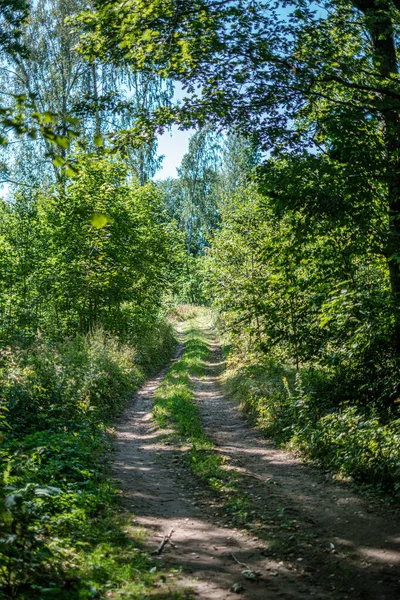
(0, 0, 173, 187)
(78, 0, 400, 348)
(0, 0, 88, 183)
(160, 125, 220, 302)
(206, 153, 393, 399)
(176, 125, 220, 256)
(218, 131, 262, 198)
(0, 0, 80, 157)
(0, 153, 178, 341)
(0, 0, 29, 57)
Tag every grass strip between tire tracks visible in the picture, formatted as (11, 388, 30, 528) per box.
(152, 315, 251, 526)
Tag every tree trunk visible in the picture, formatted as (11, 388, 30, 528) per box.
(353, 0, 400, 349)
(92, 62, 101, 137)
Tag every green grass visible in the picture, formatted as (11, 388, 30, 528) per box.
(152, 312, 251, 524)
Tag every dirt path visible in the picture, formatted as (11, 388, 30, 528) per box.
(111, 322, 400, 599)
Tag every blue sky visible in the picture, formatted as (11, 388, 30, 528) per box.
(155, 125, 194, 180)
(155, 79, 195, 180)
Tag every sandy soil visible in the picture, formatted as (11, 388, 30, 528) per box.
(111, 324, 400, 599)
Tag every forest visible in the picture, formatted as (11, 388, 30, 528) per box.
(1, 0, 400, 598)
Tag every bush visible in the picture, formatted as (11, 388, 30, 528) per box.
(0, 321, 177, 598)
(223, 355, 400, 498)
(0, 330, 142, 433)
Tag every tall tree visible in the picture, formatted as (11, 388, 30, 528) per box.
(0, 0, 89, 183)
(176, 125, 220, 257)
(78, 0, 400, 348)
(0, 0, 173, 187)
(159, 125, 220, 302)
(0, 0, 80, 157)
(218, 131, 262, 198)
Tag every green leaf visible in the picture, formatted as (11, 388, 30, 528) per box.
(93, 132, 103, 147)
(90, 212, 110, 228)
(65, 166, 78, 177)
(43, 111, 56, 124)
(52, 155, 64, 168)
(65, 116, 80, 126)
(55, 136, 70, 149)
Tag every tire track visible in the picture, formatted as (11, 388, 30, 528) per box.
(193, 317, 400, 600)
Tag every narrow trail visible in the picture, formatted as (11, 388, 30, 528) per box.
(111, 320, 400, 599)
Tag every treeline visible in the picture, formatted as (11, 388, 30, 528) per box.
(207, 152, 394, 403)
(205, 155, 400, 495)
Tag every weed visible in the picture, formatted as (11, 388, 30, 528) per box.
(0, 325, 182, 599)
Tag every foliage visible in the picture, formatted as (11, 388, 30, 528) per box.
(174, 126, 221, 256)
(217, 132, 261, 199)
(77, 0, 400, 154)
(0, 0, 80, 158)
(159, 129, 259, 305)
(0, 0, 29, 57)
(175, 255, 208, 305)
(79, 0, 400, 350)
(0, 323, 178, 598)
(223, 355, 400, 497)
(0, 0, 173, 187)
(206, 160, 400, 402)
(159, 126, 222, 304)
(0, 153, 178, 342)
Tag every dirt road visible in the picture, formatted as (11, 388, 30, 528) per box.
(111, 322, 400, 599)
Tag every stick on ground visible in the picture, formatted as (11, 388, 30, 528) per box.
(152, 528, 175, 555)
(230, 553, 251, 570)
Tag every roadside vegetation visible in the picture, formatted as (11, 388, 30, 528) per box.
(205, 181, 400, 501)
(0, 326, 180, 599)
(0, 147, 180, 598)
(222, 353, 400, 499)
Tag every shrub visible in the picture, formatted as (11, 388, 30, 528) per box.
(0, 320, 177, 598)
(223, 355, 400, 498)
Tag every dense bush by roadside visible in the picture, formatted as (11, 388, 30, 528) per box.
(0, 322, 178, 599)
(222, 352, 400, 500)
(204, 175, 400, 500)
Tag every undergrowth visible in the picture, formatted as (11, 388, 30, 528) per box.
(0, 323, 181, 599)
(222, 355, 400, 500)
(152, 312, 250, 525)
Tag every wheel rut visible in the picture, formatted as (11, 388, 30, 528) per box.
(111, 343, 271, 599)
(111, 322, 400, 600)
(193, 323, 400, 600)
